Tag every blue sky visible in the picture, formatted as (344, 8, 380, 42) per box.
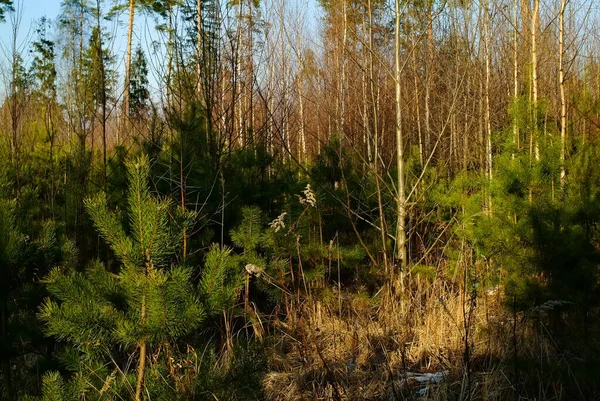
(0, 0, 162, 98)
(0, 0, 61, 48)
(0, 0, 323, 100)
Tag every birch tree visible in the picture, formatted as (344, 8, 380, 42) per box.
(559, 0, 567, 194)
(394, 0, 407, 295)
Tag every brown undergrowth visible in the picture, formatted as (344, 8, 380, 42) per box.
(262, 276, 576, 401)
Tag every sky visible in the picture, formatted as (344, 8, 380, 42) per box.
(0, 0, 163, 98)
(0, 0, 323, 100)
(0, 0, 61, 51)
(0, 1, 59, 98)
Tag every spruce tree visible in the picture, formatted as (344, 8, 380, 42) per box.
(31, 18, 57, 101)
(129, 46, 149, 117)
(82, 27, 113, 109)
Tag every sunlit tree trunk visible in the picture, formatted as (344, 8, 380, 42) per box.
(278, 6, 290, 160)
(366, 0, 389, 277)
(395, 0, 407, 302)
(235, 1, 243, 147)
(559, 0, 567, 195)
(124, 0, 135, 121)
(531, 0, 539, 161)
(297, 72, 306, 161)
(95, 0, 107, 192)
(411, 31, 423, 166)
(7, 8, 24, 203)
(512, 0, 519, 156)
(295, 20, 306, 162)
(266, 27, 274, 157)
(339, 0, 347, 140)
(425, 0, 433, 157)
(361, 24, 372, 164)
(484, 0, 493, 213)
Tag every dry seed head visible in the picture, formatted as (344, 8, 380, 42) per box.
(245, 263, 263, 277)
(298, 184, 316, 207)
(269, 212, 287, 232)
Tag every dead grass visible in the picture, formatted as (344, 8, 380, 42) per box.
(262, 276, 540, 401)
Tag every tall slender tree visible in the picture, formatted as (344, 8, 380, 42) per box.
(558, 0, 567, 194)
(31, 17, 59, 216)
(83, 2, 114, 190)
(121, 0, 169, 119)
(123, 0, 135, 119)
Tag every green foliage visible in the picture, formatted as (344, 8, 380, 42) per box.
(199, 244, 244, 313)
(82, 25, 115, 112)
(204, 340, 268, 400)
(87, 156, 190, 267)
(130, 46, 149, 117)
(431, 123, 600, 315)
(231, 205, 268, 252)
(0, 0, 13, 22)
(31, 18, 57, 102)
(22, 371, 66, 401)
(6, 4, 600, 397)
(0, 181, 75, 399)
(41, 262, 119, 346)
(39, 155, 205, 398)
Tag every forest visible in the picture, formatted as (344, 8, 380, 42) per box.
(0, 0, 599, 399)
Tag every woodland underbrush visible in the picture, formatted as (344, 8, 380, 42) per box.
(261, 277, 600, 401)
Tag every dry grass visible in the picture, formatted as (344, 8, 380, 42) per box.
(261, 275, 547, 401)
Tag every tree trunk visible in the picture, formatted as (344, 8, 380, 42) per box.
(484, 0, 493, 213)
(47, 106, 56, 218)
(248, 0, 255, 144)
(167, 5, 173, 112)
(1, 292, 12, 401)
(395, 0, 407, 305)
(296, 27, 306, 162)
(361, 32, 371, 164)
(559, 0, 567, 195)
(512, 0, 519, 156)
(412, 31, 423, 166)
(339, 0, 347, 140)
(197, 0, 203, 95)
(531, 0, 539, 161)
(367, 0, 389, 278)
(96, 0, 107, 192)
(135, 294, 147, 401)
(234, 1, 243, 147)
(266, 33, 274, 158)
(298, 74, 306, 161)
(124, 0, 135, 120)
(425, 0, 433, 157)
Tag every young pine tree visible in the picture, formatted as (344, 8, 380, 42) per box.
(38, 155, 204, 400)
